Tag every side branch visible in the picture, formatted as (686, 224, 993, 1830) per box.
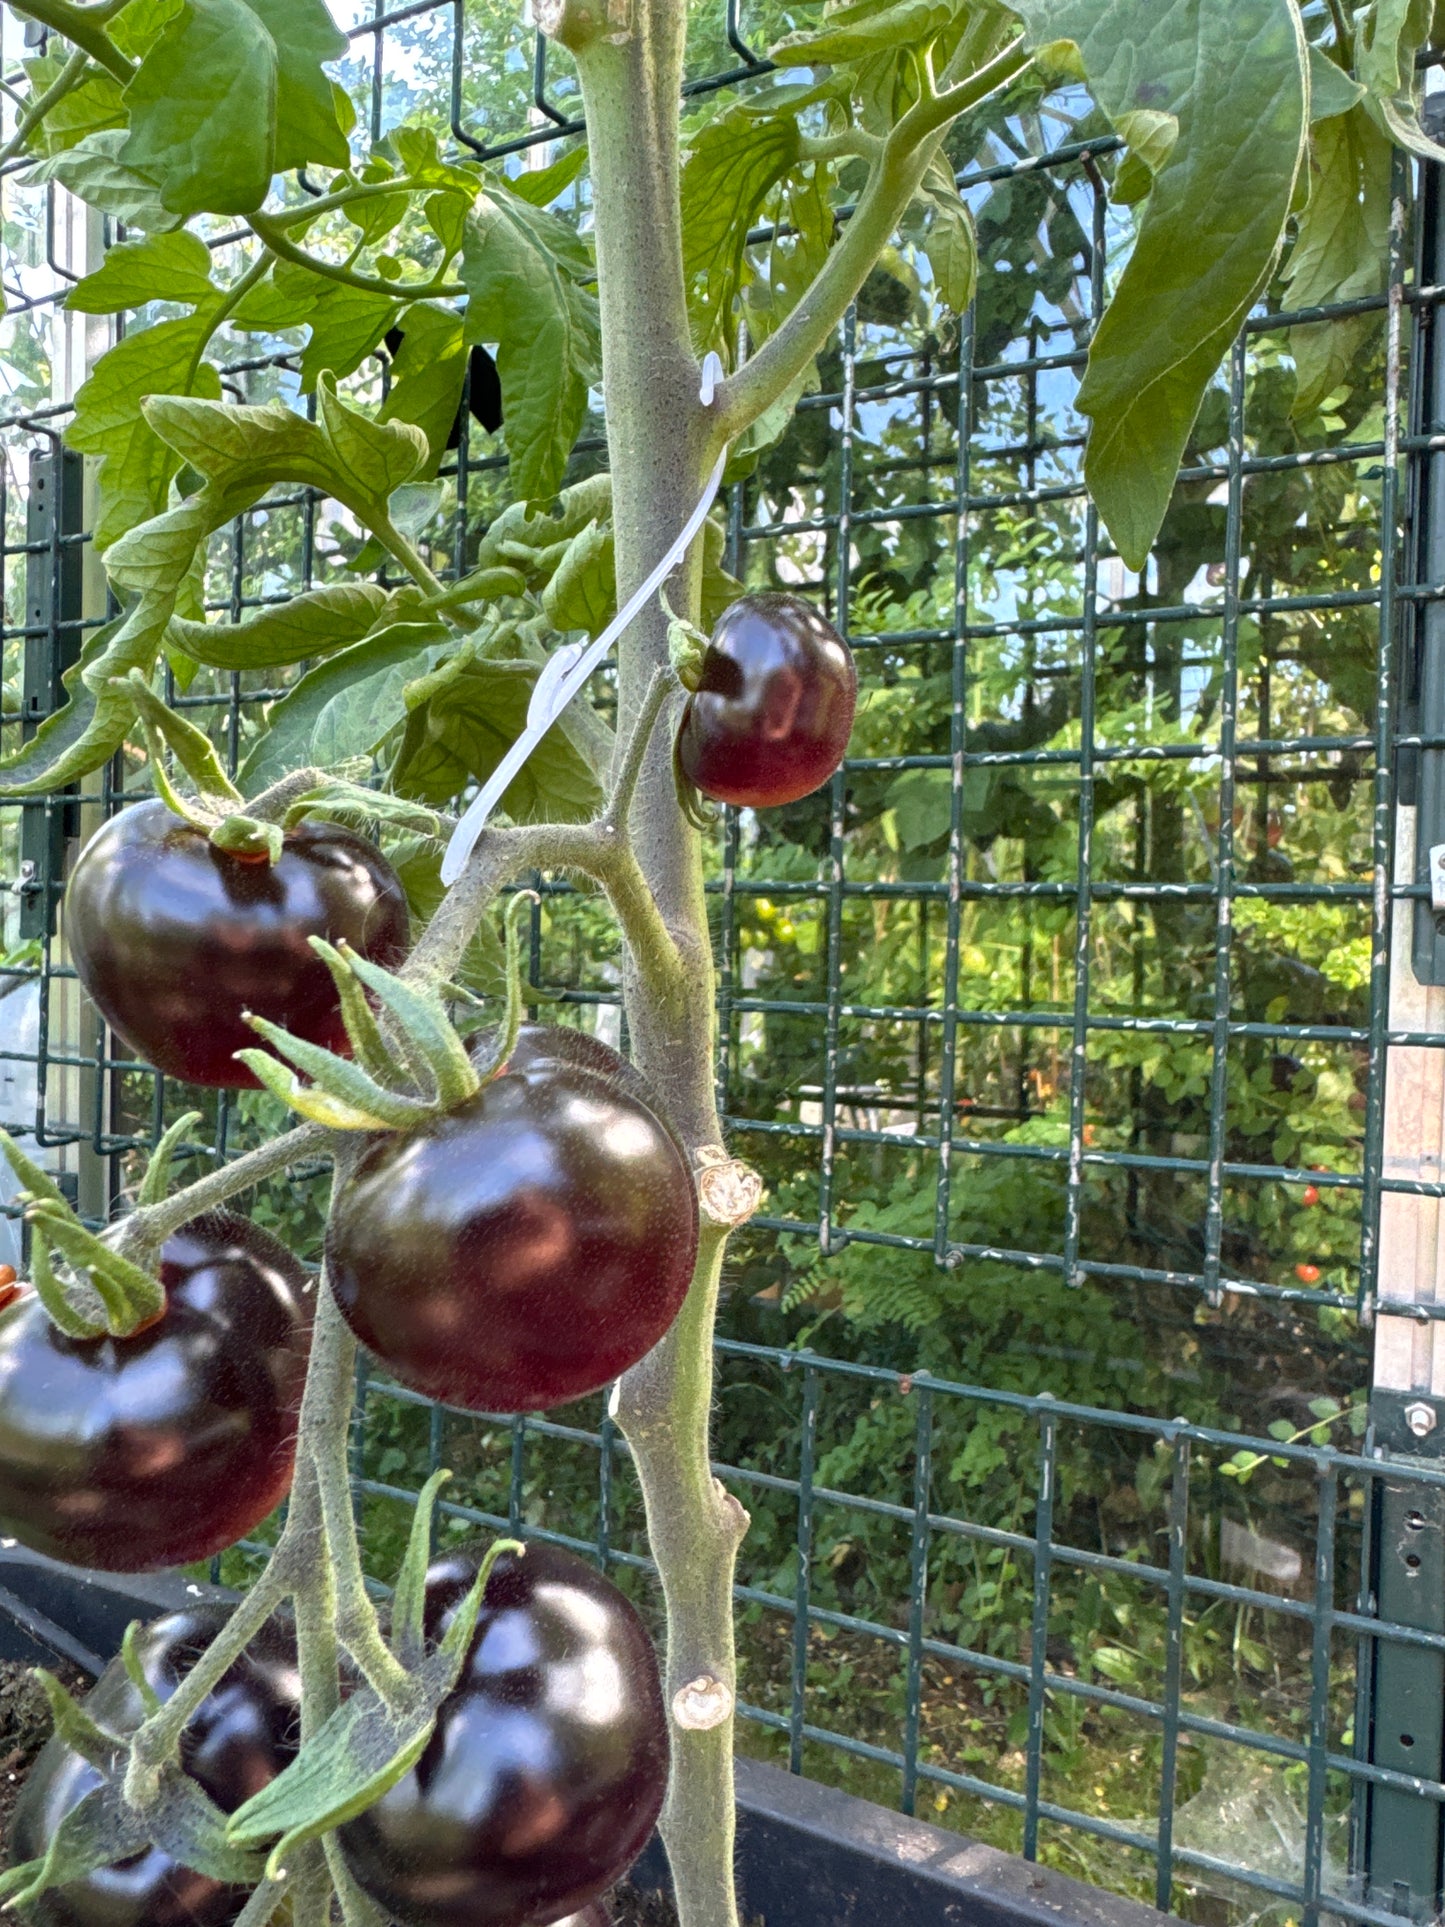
(713, 36, 1030, 443)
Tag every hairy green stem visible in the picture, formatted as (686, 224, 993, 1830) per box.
(247, 214, 465, 302)
(0, 44, 89, 168)
(715, 36, 1030, 441)
(119, 1123, 328, 1261)
(185, 248, 273, 391)
(4, 0, 133, 82)
(566, 12, 746, 1927)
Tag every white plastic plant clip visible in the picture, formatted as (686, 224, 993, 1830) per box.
(440, 351, 730, 887)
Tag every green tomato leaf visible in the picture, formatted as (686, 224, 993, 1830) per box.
(20, 53, 126, 153)
(540, 518, 614, 637)
(244, 0, 350, 173)
(24, 131, 181, 231)
(1308, 42, 1366, 122)
(770, 0, 957, 64)
(1356, 0, 1443, 159)
(916, 154, 978, 312)
(120, 0, 278, 217)
(506, 143, 588, 208)
(65, 313, 224, 550)
(239, 623, 453, 791)
(391, 655, 603, 821)
(170, 584, 395, 670)
(380, 302, 468, 477)
(680, 95, 802, 353)
(1281, 103, 1391, 416)
(460, 191, 600, 502)
(1010, 0, 1309, 570)
(66, 231, 219, 314)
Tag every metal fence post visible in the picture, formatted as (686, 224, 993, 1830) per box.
(1368, 150, 1445, 1921)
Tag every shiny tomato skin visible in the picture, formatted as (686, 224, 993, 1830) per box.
(338, 1544, 666, 1927)
(10, 1605, 301, 1927)
(326, 1028, 698, 1413)
(677, 592, 857, 808)
(498, 1022, 675, 1131)
(0, 1212, 313, 1571)
(64, 799, 410, 1088)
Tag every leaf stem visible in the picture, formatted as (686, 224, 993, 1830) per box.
(0, 44, 89, 169)
(715, 36, 1030, 441)
(4, 0, 134, 83)
(247, 214, 465, 302)
(121, 1122, 329, 1260)
(185, 247, 274, 392)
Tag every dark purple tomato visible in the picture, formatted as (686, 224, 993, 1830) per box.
(326, 1024, 698, 1413)
(64, 799, 410, 1088)
(338, 1544, 666, 1927)
(676, 592, 857, 808)
(0, 1212, 313, 1571)
(10, 1605, 301, 1927)
(498, 1022, 672, 1128)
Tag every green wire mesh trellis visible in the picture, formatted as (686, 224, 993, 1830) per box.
(0, 4, 1443, 1924)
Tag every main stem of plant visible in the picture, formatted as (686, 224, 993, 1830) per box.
(566, 13, 748, 1927)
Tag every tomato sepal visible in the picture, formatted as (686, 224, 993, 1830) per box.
(23, 1198, 166, 1336)
(238, 1016, 438, 1132)
(135, 1109, 204, 1210)
(34, 1667, 125, 1769)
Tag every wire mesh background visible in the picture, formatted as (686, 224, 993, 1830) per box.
(0, 3, 1442, 1923)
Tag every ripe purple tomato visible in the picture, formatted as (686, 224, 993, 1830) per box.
(338, 1544, 666, 1927)
(676, 592, 857, 808)
(0, 1212, 313, 1571)
(64, 799, 410, 1088)
(10, 1604, 301, 1927)
(326, 1026, 698, 1413)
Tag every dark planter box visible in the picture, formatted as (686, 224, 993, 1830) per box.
(0, 1547, 1175, 1927)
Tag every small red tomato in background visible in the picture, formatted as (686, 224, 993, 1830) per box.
(338, 1543, 666, 1927)
(0, 1212, 312, 1571)
(1302, 1185, 1320, 1207)
(65, 800, 409, 1089)
(11, 1605, 300, 1927)
(327, 1025, 697, 1412)
(677, 593, 857, 808)
(1295, 1263, 1321, 1285)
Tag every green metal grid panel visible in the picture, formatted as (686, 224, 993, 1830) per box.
(0, 4, 1442, 1923)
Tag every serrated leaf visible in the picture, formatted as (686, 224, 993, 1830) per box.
(240, 623, 453, 791)
(1011, 0, 1309, 570)
(916, 155, 977, 313)
(460, 191, 600, 502)
(541, 518, 614, 636)
(20, 53, 126, 154)
(111, 0, 188, 60)
(507, 143, 588, 208)
(170, 584, 394, 670)
(245, 0, 350, 173)
(380, 302, 468, 476)
(23, 132, 181, 230)
(1281, 103, 1391, 415)
(65, 315, 224, 550)
(771, 0, 956, 64)
(121, 0, 278, 216)
(681, 96, 802, 353)
(1357, 0, 1443, 159)
(67, 231, 220, 314)
(1309, 42, 1366, 122)
(392, 656, 603, 821)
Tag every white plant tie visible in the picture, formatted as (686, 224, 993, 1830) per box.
(440, 350, 730, 887)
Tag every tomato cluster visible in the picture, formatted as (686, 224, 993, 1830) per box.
(327, 1024, 698, 1412)
(65, 801, 409, 1089)
(0, 1212, 313, 1572)
(11, 1605, 301, 1927)
(338, 1543, 667, 1927)
(677, 592, 857, 808)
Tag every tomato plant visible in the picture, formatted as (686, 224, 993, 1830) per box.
(11, 1606, 300, 1927)
(0, 0, 1350, 1923)
(326, 1024, 698, 1411)
(66, 801, 410, 1089)
(676, 593, 858, 809)
(338, 1543, 667, 1927)
(0, 1213, 312, 1571)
